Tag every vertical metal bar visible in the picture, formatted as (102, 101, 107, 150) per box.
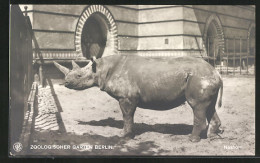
(240, 37, 242, 75)
(207, 37, 210, 63)
(39, 65, 43, 86)
(220, 37, 222, 74)
(247, 37, 249, 75)
(213, 37, 216, 68)
(233, 37, 235, 75)
(227, 38, 229, 75)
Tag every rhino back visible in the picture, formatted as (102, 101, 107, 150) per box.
(97, 55, 216, 108)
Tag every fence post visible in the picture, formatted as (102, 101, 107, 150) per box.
(227, 38, 229, 74)
(39, 65, 44, 86)
(233, 37, 235, 75)
(24, 6, 28, 16)
(239, 37, 242, 75)
(247, 37, 249, 75)
(207, 37, 210, 63)
(213, 37, 216, 68)
(220, 37, 222, 74)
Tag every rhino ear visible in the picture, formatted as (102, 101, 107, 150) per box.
(54, 61, 70, 75)
(92, 60, 96, 73)
(72, 60, 80, 70)
(90, 57, 97, 73)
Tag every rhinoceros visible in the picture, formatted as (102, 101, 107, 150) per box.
(54, 55, 223, 142)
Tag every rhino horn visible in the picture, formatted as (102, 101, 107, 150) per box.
(72, 60, 80, 70)
(83, 60, 93, 69)
(53, 61, 70, 75)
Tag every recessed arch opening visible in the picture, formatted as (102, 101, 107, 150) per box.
(249, 26, 255, 56)
(204, 14, 225, 66)
(75, 5, 118, 59)
(81, 13, 108, 59)
(247, 23, 255, 67)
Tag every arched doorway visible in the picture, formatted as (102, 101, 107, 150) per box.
(249, 25, 255, 56)
(204, 14, 225, 66)
(81, 13, 108, 59)
(75, 5, 118, 59)
(248, 23, 255, 66)
(206, 21, 219, 65)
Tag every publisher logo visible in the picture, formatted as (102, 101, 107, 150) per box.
(13, 142, 23, 152)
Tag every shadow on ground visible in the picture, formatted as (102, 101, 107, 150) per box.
(77, 117, 193, 136)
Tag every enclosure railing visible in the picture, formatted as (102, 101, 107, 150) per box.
(202, 36, 255, 75)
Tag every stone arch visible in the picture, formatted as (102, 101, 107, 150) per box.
(75, 5, 118, 59)
(203, 14, 225, 63)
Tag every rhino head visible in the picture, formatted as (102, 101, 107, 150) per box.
(54, 57, 97, 90)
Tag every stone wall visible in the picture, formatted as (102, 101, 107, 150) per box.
(21, 5, 254, 59)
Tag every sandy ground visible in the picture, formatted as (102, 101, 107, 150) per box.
(28, 76, 255, 156)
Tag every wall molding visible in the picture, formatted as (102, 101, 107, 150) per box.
(24, 10, 80, 17)
(33, 29, 75, 34)
(33, 51, 78, 59)
(119, 50, 205, 58)
(118, 34, 203, 38)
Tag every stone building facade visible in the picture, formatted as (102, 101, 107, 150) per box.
(19, 5, 255, 80)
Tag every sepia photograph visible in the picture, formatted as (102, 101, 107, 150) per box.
(9, 4, 255, 156)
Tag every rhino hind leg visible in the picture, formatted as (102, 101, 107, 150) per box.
(118, 98, 137, 138)
(188, 102, 209, 142)
(206, 96, 222, 139)
(185, 76, 221, 142)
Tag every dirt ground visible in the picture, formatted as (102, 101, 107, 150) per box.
(28, 76, 255, 156)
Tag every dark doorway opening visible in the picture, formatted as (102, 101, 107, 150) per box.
(248, 26, 255, 66)
(249, 27, 255, 56)
(81, 13, 108, 59)
(205, 21, 221, 66)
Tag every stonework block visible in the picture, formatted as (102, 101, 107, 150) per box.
(139, 21, 183, 36)
(33, 32, 75, 49)
(138, 36, 183, 50)
(183, 7, 209, 23)
(219, 15, 251, 29)
(139, 7, 183, 23)
(118, 37, 138, 50)
(32, 5, 87, 15)
(116, 22, 138, 36)
(33, 12, 79, 31)
(223, 27, 249, 38)
(192, 5, 254, 21)
(106, 5, 138, 23)
(183, 21, 203, 36)
(183, 36, 204, 50)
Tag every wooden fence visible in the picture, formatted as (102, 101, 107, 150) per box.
(10, 5, 33, 145)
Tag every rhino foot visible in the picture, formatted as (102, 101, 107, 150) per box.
(120, 131, 135, 139)
(208, 133, 224, 141)
(189, 135, 201, 142)
(208, 128, 224, 140)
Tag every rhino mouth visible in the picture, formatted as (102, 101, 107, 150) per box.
(65, 83, 87, 90)
(64, 82, 76, 89)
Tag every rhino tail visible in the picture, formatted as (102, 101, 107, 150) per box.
(218, 78, 223, 108)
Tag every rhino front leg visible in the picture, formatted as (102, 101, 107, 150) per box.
(119, 98, 137, 138)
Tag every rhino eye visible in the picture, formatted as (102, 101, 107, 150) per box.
(77, 74, 82, 78)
